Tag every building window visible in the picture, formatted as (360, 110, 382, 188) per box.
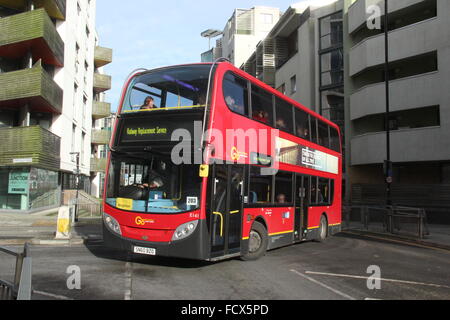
(290, 75, 297, 94)
(260, 13, 273, 24)
(277, 84, 285, 95)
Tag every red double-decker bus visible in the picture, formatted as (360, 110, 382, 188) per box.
(103, 61, 342, 261)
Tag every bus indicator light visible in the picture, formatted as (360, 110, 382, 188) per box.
(199, 164, 209, 177)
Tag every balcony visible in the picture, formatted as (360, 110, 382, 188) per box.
(90, 157, 107, 173)
(91, 129, 111, 145)
(0, 126, 61, 171)
(350, 72, 440, 120)
(94, 46, 113, 68)
(0, 61, 63, 114)
(0, 0, 66, 20)
(92, 101, 111, 120)
(349, 17, 438, 77)
(0, 8, 64, 66)
(348, 0, 427, 34)
(93, 73, 112, 93)
(350, 126, 444, 165)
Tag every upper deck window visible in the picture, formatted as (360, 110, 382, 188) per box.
(122, 65, 213, 113)
(223, 72, 249, 116)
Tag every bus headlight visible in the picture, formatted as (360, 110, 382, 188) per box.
(172, 220, 198, 241)
(103, 213, 122, 236)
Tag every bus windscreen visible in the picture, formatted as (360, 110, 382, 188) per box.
(121, 65, 213, 113)
(105, 154, 202, 214)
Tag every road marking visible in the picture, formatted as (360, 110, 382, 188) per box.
(290, 269, 356, 300)
(33, 290, 73, 300)
(305, 271, 450, 289)
(124, 261, 133, 300)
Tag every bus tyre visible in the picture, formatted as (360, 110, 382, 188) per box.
(316, 215, 328, 243)
(241, 221, 268, 261)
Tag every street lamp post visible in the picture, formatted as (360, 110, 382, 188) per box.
(384, 0, 392, 206)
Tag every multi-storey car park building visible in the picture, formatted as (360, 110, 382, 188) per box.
(344, 0, 450, 213)
(0, 0, 112, 213)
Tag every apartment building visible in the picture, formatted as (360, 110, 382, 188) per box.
(202, 6, 282, 67)
(0, 0, 112, 213)
(344, 0, 450, 207)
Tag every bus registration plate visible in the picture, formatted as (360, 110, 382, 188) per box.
(133, 246, 156, 256)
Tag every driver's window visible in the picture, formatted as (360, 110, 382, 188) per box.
(128, 83, 161, 110)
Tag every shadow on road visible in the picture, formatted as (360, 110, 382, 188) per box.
(75, 222, 216, 269)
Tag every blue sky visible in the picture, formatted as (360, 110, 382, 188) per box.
(96, 0, 302, 111)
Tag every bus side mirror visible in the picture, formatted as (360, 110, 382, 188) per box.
(199, 165, 209, 178)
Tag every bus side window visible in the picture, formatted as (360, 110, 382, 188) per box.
(310, 117, 318, 145)
(318, 120, 330, 149)
(318, 178, 329, 204)
(251, 84, 273, 126)
(310, 177, 318, 204)
(295, 108, 310, 141)
(223, 72, 249, 116)
(275, 97, 294, 134)
(249, 167, 273, 204)
(275, 172, 293, 204)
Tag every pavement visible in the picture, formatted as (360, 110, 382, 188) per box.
(0, 209, 102, 246)
(0, 208, 449, 252)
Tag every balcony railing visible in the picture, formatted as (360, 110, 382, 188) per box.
(90, 157, 107, 173)
(0, 8, 64, 66)
(0, 61, 63, 114)
(91, 129, 111, 145)
(0, 126, 61, 171)
(94, 46, 113, 68)
(93, 73, 112, 93)
(0, 0, 66, 20)
(92, 101, 111, 120)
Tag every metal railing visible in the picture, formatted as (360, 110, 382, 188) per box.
(0, 244, 32, 300)
(343, 205, 429, 239)
(62, 191, 102, 218)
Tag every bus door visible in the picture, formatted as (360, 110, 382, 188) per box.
(209, 165, 244, 258)
(295, 175, 309, 241)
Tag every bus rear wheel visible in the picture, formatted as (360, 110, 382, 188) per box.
(241, 221, 268, 261)
(316, 215, 328, 242)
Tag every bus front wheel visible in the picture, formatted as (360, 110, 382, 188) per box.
(241, 221, 268, 261)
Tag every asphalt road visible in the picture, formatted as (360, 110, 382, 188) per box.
(1, 233, 449, 300)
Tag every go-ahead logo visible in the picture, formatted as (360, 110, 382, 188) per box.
(231, 147, 248, 161)
(135, 216, 155, 226)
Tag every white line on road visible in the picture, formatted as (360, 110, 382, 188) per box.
(305, 271, 450, 289)
(33, 290, 73, 300)
(290, 269, 356, 300)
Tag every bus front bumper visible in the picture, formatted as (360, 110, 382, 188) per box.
(102, 219, 210, 261)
